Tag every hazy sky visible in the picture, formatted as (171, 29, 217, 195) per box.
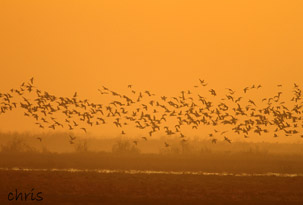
(0, 1, 302, 141)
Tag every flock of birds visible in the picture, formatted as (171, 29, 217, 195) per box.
(1, 78, 303, 147)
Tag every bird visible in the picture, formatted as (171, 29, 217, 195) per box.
(243, 87, 249, 93)
(248, 99, 256, 106)
(199, 79, 207, 86)
(224, 136, 231, 143)
(69, 135, 76, 141)
(4, 77, 303, 149)
(235, 97, 242, 103)
(209, 89, 216, 96)
(161, 96, 167, 101)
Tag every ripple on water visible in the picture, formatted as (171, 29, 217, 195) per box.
(0, 167, 302, 177)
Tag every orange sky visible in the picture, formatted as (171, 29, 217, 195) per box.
(0, 1, 303, 141)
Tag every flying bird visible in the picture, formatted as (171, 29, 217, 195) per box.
(224, 136, 231, 143)
(69, 135, 76, 141)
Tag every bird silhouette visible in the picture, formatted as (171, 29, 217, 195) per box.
(69, 135, 76, 141)
(3, 77, 303, 148)
(224, 136, 231, 143)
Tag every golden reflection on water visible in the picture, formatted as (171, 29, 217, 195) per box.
(0, 167, 301, 177)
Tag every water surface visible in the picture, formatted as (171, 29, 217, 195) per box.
(0, 167, 301, 177)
